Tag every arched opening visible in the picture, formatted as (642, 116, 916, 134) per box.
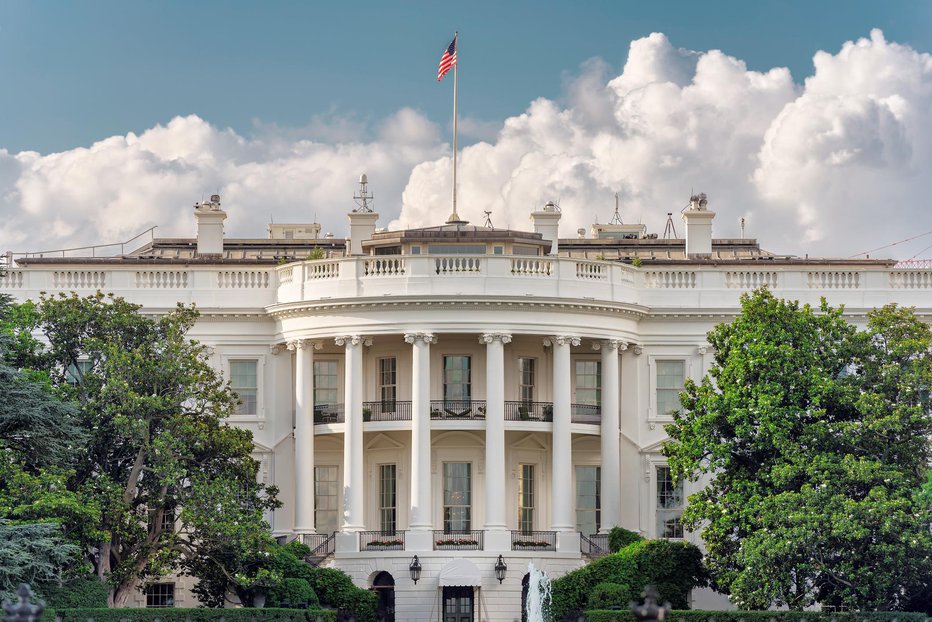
(371, 571, 395, 622)
(521, 573, 530, 622)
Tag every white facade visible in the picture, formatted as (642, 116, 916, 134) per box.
(3, 197, 931, 621)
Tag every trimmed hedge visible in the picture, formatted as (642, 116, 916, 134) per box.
(583, 611, 932, 622)
(39, 578, 109, 608)
(549, 539, 707, 621)
(40, 608, 336, 622)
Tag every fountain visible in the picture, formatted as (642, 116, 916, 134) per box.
(525, 562, 552, 622)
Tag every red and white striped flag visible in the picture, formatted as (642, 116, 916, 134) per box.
(437, 34, 457, 81)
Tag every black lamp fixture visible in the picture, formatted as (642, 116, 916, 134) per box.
(409, 555, 422, 584)
(494, 555, 507, 584)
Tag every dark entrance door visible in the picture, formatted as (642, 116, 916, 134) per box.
(372, 571, 395, 622)
(442, 586, 474, 622)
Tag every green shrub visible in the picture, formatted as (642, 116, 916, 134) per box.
(39, 576, 108, 608)
(587, 582, 633, 611)
(306, 567, 377, 622)
(41, 608, 336, 622)
(550, 539, 707, 621)
(267, 578, 318, 608)
(608, 527, 644, 553)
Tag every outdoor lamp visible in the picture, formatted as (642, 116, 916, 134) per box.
(409, 555, 422, 584)
(494, 555, 507, 583)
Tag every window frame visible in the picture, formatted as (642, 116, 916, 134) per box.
(442, 355, 472, 403)
(314, 464, 341, 535)
(518, 357, 536, 404)
(648, 356, 691, 424)
(573, 358, 602, 408)
(442, 462, 472, 533)
(220, 353, 266, 421)
(145, 583, 175, 608)
(379, 463, 397, 534)
(654, 464, 685, 540)
(518, 463, 535, 533)
(574, 464, 601, 536)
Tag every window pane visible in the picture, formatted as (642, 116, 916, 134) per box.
(314, 361, 339, 405)
(575, 361, 602, 407)
(656, 466, 684, 539)
(575, 466, 601, 535)
(379, 464, 397, 533)
(656, 361, 685, 417)
(443, 356, 471, 401)
(443, 462, 471, 532)
(518, 464, 535, 532)
(230, 360, 258, 415)
(315, 465, 339, 534)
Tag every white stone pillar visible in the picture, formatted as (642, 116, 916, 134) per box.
(336, 335, 369, 532)
(549, 335, 579, 531)
(405, 332, 436, 532)
(597, 340, 624, 532)
(289, 339, 320, 534)
(481, 333, 511, 531)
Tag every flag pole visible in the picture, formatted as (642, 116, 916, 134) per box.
(450, 32, 460, 222)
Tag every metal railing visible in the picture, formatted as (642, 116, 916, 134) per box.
(313, 403, 345, 424)
(580, 532, 610, 558)
(433, 530, 483, 550)
(504, 401, 553, 422)
(359, 530, 405, 550)
(362, 401, 412, 421)
(429, 400, 487, 420)
(511, 530, 556, 551)
(571, 403, 601, 424)
(303, 532, 336, 564)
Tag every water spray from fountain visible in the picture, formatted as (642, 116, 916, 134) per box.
(525, 562, 552, 622)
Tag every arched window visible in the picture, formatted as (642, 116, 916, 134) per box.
(371, 571, 395, 622)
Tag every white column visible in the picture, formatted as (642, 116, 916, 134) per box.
(289, 339, 320, 534)
(405, 332, 436, 530)
(336, 335, 368, 532)
(481, 333, 511, 531)
(549, 335, 579, 531)
(598, 340, 624, 532)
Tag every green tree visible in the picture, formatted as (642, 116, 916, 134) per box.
(11, 292, 279, 606)
(664, 289, 932, 611)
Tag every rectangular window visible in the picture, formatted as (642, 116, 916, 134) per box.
(443, 356, 471, 402)
(575, 466, 601, 535)
(656, 361, 685, 417)
(65, 360, 93, 386)
(379, 358, 397, 411)
(443, 462, 471, 532)
(314, 360, 339, 407)
(428, 244, 486, 254)
(519, 357, 535, 404)
(575, 360, 601, 407)
(145, 583, 175, 608)
(411, 246, 421, 255)
(518, 464, 535, 533)
(230, 360, 258, 415)
(656, 466, 684, 539)
(513, 245, 539, 256)
(379, 464, 397, 533)
(315, 465, 339, 534)
(493, 246, 504, 255)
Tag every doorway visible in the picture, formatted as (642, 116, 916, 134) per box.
(371, 571, 395, 622)
(442, 586, 474, 622)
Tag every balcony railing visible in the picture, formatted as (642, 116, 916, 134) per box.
(359, 530, 405, 551)
(433, 530, 484, 550)
(580, 533, 610, 558)
(571, 403, 601, 424)
(302, 532, 336, 559)
(430, 400, 487, 420)
(362, 400, 412, 421)
(313, 403, 344, 424)
(504, 401, 553, 422)
(511, 530, 556, 551)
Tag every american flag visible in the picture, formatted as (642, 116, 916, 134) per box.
(437, 34, 457, 81)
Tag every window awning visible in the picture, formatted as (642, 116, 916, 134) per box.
(438, 559, 482, 586)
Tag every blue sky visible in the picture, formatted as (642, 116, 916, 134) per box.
(1, 1, 929, 153)
(1, 1, 931, 260)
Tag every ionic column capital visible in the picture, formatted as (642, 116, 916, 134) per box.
(479, 333, 512, 345)
(287, 339, 323, 351)
(591, 339, 628, 352)
(697, 344, 714, 356)
(404, 332, 437, 345)
(334, 335, 372, 347)
(632, 344, 643, 355)
(548, 335, 580, 347)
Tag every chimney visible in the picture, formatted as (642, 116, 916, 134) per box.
(347, 173, 378, 255)
(194, 194, 227, 256)
(681, 193, 715, 259)
(530, 201, 562, 255)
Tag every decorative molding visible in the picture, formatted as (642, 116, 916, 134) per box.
(593, 339, 626, 352)
(404, 332, 437, 344)
(697, 344, 714, 356)
(632, 345, 644, 356)
(479, 333, 512, 344)
(269, 344, 284, 355)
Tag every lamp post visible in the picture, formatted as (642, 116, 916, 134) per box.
(494, 555, 507, 584)
(409, 555, 422, 584)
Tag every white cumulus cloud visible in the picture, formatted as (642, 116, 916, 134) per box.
(1, 31, 931, 260)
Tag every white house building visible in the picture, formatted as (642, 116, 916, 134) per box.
(2, 186, 930, 621)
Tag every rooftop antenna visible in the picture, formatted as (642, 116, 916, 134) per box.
(353, 173, 374, 213)
(609, 192, 623, 225)
(740, 217, 745, 239)
(483, 210, 494, 229)
(662, 212, 678, 239)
